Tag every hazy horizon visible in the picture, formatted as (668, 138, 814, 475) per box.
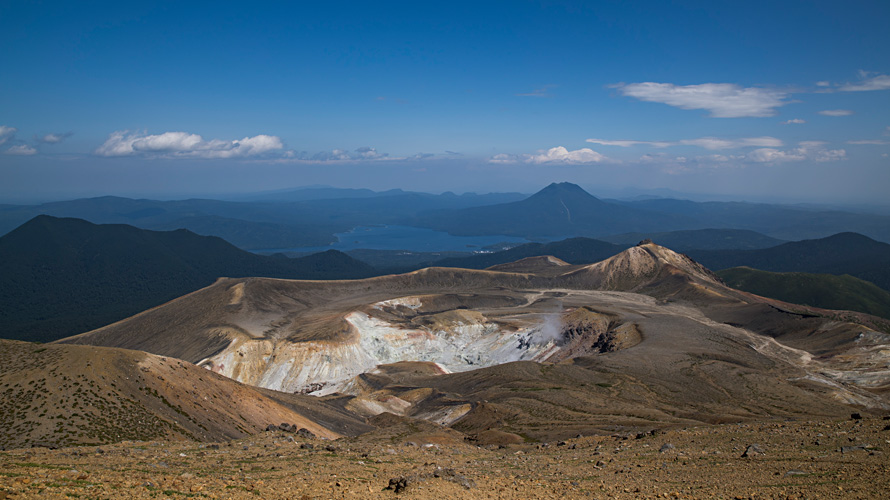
(2, 1, 888, 205)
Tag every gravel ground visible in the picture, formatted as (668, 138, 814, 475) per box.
(1, 417, 888, 499)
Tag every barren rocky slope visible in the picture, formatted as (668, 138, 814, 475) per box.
(2, 416, 888, 499)
(0, 339, 369, 450)
(56, 242, 890, 441)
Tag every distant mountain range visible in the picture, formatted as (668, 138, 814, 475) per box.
(0, 189, 528, 250)
(599, 229, 786, 251)
(414, 182, 696, 238)
(0, 216, 373, 343)
(2, 183, 890, 252)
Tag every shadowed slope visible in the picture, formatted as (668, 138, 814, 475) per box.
(0, 215, 374, 342)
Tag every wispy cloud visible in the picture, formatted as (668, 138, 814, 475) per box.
(838, 72, 890, 92)
(613, 82, 789, 118)
(95, 131, 284, 158)
(516, 85, 557, 98)
(490, 146, 608, 165)
(4, 144, 37, 156)
(306, 147, 390, 161)
(0, 126, 17, 145)
(847, 139, 890, 145)
(586, 136, 782, 150)
(747, 141, 845, 163)
(781, 118, 806, 125)
(38, 132, 73, 144)
(818, 109, 854, 116)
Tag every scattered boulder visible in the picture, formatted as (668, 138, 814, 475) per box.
(850, 413, 863, 420)
(659, 443, 675, 453)
(741, 444, 764, 457)
(297, 428, 316, 439)
(265, 424, 278, 432)
(433, 467, 474, 489)
(841, 444, 870, 454)
(278, 423, 294, 432)
(386, 476, 410, 493)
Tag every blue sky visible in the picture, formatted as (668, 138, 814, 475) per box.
(1, 1, 888, 204)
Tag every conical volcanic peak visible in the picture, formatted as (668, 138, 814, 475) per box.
(561, 241, 724, 293)
(525, 182, 603, 203)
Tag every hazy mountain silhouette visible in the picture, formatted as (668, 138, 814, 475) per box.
(424, 237, 626, 270)
(619, 198, 890, 243)
(600, 229, 786, 251)
(415, 182, 695, 238)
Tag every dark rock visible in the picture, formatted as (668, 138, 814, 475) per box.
(841, 444, 869, 453)
(432, 468, 474, 489)
(557, 441, 567, 446)
(300, 443, 314, 450)
(850, 413, 863, 420)
(278, 423, 293, 432)
(208, 444, 220, 450)
(265, 424, 278, 432)
(741, 444, 764, 457)
(637, 239, 654, 246)
(883, 425, 890, 431)
(297, 428, 316, 439)
(325, 445, 337, 452)
(386, 477, 410, 493)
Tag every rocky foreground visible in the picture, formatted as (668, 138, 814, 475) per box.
(1, 416, 888, 500)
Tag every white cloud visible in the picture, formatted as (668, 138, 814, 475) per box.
(813, 149, 846, 162)
(747, 141, 845, 163)
(839, 73, 890, 92)
(816, 81, 831, 87)
(308, 147, 390, 162)
(847, 140, 890, 145)
(782, 118, 806, 125)
(585, 138, 672, 148)
(614, 82, 788, 118)
(527, 146, 606, 164)
(38, 132, 73, 144)
(747, 148, 807, 163)
(488, 153, 519, 164)
(489, 147, 609, 165)
(639, 152, 687, 164)
(586, 136, 782, 150)
(4, 144, 37, 156)
(0, 126, 17, 145)
(818, 109, 854, 116)
(95, 131, 284, 158)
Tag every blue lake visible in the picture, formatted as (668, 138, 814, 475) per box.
(260, 225, 531, 254)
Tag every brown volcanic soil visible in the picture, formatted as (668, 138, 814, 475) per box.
(1, 417, 888, 499)
(0, 340, 369, 449)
